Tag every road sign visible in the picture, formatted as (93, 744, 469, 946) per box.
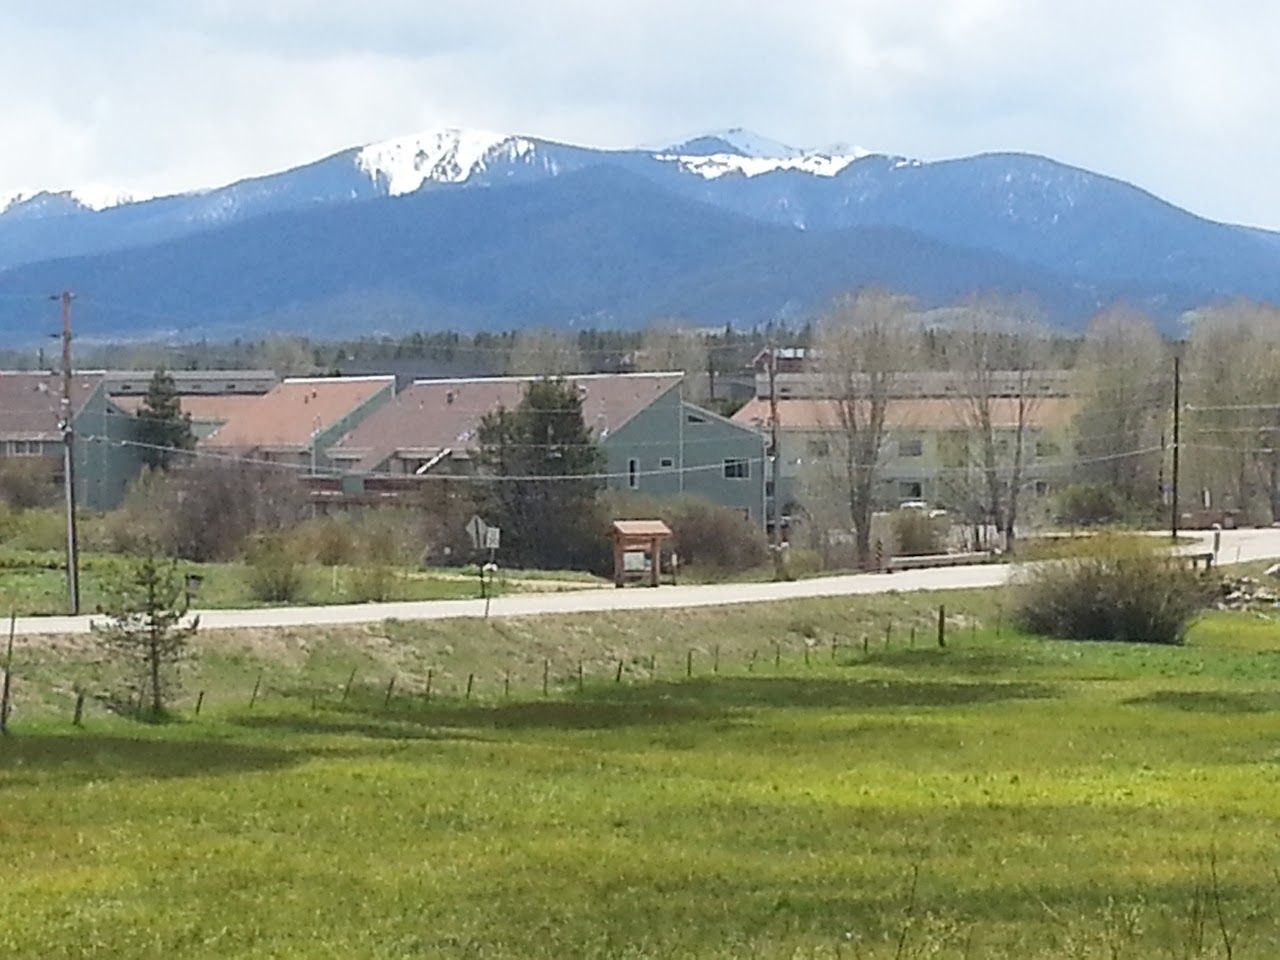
(484, 527, 501, 550)
(465, 515, 487, 550)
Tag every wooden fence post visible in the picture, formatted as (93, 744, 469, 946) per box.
(249, 671, 263, 709)
(342, 668, 357, 703)
(937, 605, 947, 649)
(543, 659, 549, 697)
(1, 610, 15, 736)
(425, 668, 434, 704)
(577, 661, 584, 692)
(465, 673, 475, 700)
(615, 661, 624, 683)
(72, 690, 85, 727)
(195, 690, 205, 716)
(383, 675, 397, 708)
(686, 650, 693, 678)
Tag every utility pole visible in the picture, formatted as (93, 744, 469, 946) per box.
(767, 347, 784, 579)
(1170, 353, 1181, 543)
(55, 291, 80, 615)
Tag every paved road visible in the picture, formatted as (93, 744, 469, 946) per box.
(11, 528, 1280, 638)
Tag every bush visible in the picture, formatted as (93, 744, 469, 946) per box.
(608, 494, 768, 574)
(244, 535, 304, 603)
(2, 507, 67, 551)
(1054, 483, 1123, 527)
(1012, 535, 1212, 645)
(0, 459, 58, 509)
(347, 564, 398, 603)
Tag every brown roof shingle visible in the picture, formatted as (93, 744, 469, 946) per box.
(332, 373, 682, 472)
(0, 372, 102, 440)
(113, 393, 265, 426)
(201, 377, 394, 450)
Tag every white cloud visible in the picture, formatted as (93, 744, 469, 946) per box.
(1, 0, 1277, 226)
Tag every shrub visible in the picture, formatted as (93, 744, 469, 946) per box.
(608, 493, 767, 574)
(293, 514, 362, 567)
(244, 535, 304, 603)
(1054, 483, 1123, 527)
(2, 507, 67, 551)
(347, 563, 398, 603)
(162, 460, 309, 560)
(0, 459, 58, 509)
(1011, 535, 1212, 645)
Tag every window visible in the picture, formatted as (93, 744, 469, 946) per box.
(1035, 440, 1060, 459)
(1034, 480, 1050, 496)
(765, 480, 775, 497)
(899, 481, 923, 500)
(6, 440, 42, 456)
(659, 457, 674, 470)
(807, 439, 830, 459)
(723, 458, 750, 480)
(627, 458, 639, 489)
(898, 438, 923, 458)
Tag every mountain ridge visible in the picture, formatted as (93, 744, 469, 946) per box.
(1, 127, 1277, 341)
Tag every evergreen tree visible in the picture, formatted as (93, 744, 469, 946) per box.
(92, 549, 200, 717)
(474, 378, 605, 571)
(137, 369, 194, 469)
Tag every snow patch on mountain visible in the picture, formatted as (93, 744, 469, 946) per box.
(355, 128, 538, 194)
(1, 185, 143, 216)
(653, 149, 870, 180)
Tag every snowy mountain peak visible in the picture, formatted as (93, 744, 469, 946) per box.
(354, 127, 538, 194)
(662, 128, 804, 159)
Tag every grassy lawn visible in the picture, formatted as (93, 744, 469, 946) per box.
(0, 548, 604, 616)
(3, 592, 1280, 957)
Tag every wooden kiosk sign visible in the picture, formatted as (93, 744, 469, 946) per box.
(609, 520, 673, 588)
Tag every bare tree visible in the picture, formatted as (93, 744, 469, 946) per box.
(1183, 301, 1280, 522)
(636, 322, 712, 402)
(814, 290, 917, 566)
(1071, 307, 1170, 513)
(505, 330, 585, 376)
(947, 298, 1048, 553)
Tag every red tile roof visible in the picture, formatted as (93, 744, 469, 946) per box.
(0, 372, 102, 440)
(332, 373, 682, 472)
(201, 377, 394, 450)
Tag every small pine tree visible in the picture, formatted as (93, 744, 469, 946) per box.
(136, 369, 194, 469)
(92, 551, 200, 717)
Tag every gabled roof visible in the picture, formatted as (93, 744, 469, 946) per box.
(332, 373, 682, 472)
(113, 393, 264, 426)
(0, 372, 102, 441)
(732, 396, 1079, 432)
(201, 376, 394, 450)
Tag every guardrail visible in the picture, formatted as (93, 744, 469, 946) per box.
(883, 552, 993, 573)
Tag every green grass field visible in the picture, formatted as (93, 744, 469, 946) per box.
(0, 547, 604, 616)
(3, 591, 1280, 957)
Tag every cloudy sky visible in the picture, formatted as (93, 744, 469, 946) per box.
(3, 1, 1277, 227)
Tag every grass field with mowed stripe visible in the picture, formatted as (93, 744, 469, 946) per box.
(2, 593, 1279, 958)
